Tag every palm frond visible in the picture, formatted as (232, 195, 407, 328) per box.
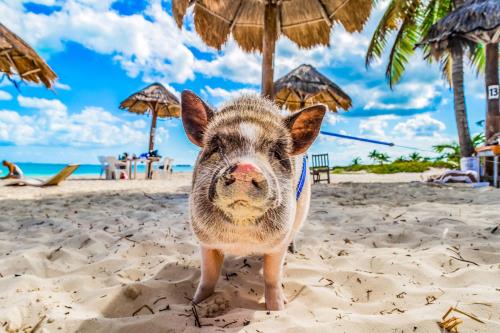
(469, 43, 485, 75)
(439, 50, 453, 86)
(385, 0, 422, 87)
(365, 0, 402, 68)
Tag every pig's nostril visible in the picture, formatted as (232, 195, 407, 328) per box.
(251, 179, 261, 189)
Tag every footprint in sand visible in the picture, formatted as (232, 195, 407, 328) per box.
(199, 294, 231, 318)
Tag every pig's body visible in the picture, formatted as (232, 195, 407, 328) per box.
(181, 91, 324, 310)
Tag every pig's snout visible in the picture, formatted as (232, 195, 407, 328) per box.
(224, 163, 265, 188)
(215, 162, 269, 205)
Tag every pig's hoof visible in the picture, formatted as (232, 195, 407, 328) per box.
(193, 286, 215, 304)
(265, 287, 286, 311)
(200, 295, 230, 318)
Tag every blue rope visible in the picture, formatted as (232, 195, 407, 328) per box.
(320, 131, 394, 146)
(296, 156, 307, 201)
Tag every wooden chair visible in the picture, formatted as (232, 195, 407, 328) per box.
(311, 153, 330, 184)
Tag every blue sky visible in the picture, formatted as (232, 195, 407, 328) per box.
(0, 0, 488, 166)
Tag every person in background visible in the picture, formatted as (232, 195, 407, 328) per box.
(1, 160, 23, 179)
(119, 152, 129, 162)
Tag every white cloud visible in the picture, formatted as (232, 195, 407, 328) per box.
(200, 86, 259, 106)
(394, 114, 446, 138)
(363, 81, 440, 111)
(194, 42, 262, 85)
(359, 115, 398, 138)
(0, 96, 164, 147)
(1, 0, 197, 84)
(54, 82, 71, 90)
(325, 113, 346, 126)
(0, 90, 12, 101)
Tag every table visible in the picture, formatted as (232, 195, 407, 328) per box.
(476, 145, 500, 188)
(128, 157, 160, 180)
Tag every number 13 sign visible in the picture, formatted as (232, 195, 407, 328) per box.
(488, 85, 499, 100)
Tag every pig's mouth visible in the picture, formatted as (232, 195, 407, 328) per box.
(219, 199, 267, 223)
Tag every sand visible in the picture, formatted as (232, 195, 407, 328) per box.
(0, 173, 499, 333)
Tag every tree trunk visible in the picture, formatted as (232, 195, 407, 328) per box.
(261, 2, 278, 99)
(485, 42, 499, 140)
(451, 45, 474, 157)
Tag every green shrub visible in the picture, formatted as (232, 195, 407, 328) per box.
(330, 160, 455, 174)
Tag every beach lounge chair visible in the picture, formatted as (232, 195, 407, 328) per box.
(311, 153, 330, 184)
(4, 164, 79, 187)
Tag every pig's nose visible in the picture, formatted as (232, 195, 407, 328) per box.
(223, 163, 265, 189)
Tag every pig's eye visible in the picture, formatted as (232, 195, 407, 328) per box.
(203, 136, 224, 160)
(272, 148, 282, 161)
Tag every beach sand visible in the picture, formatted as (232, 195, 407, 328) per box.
(0, 172, 499, 332)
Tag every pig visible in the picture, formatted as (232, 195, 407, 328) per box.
(181, 90, 326, 310)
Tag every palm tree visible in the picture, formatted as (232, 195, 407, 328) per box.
(351, 157, 362, 166)
(433, 133, 485, 165)
(369, 150, 390, 165)
(365, 0, 481, 157)
(394, 155, 407, 163)
(408, 152, 423, 162)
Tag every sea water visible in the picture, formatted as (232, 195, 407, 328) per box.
(0, 162, 193, 178)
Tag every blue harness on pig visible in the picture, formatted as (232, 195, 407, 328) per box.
(296, 156, 307, 201)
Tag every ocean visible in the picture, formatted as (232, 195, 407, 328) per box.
(0, 162, 193, 178)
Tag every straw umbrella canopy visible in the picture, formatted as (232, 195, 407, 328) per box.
(0, 23, 57, 89)
(119, 83, 180, 152)
(172, 0, 373, 98)
(419, 0, 500, 141)
(274, 63, 351, 112)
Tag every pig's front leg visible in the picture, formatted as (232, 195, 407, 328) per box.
(193, 246, 224, 304)
(264, 246, 288, 311)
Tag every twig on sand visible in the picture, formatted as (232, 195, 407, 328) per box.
(29, 315, 46, 333)
(47, 246, 62, 260)
(191, 303, 201, 328)
(491, 225, 498, 234)
(78, 238, 91, 249)
(288, 285, 307, 303)
(439, 306, 485, 332)
(222, 320, 238, 328)
(447, 248, 479, 266)
(143, 192, 159, 201)
(153, 296, 167, 305)
(132, 304, 154, 316)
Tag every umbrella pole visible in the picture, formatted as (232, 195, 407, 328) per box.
(262, 1, 278, 99)
(149, 109, 158, 152)
(147, 103, 158, 179)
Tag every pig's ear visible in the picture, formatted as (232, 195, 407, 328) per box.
(181, 90, 214, 147)
(285, 104, 326, 155)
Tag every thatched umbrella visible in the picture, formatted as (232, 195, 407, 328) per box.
(419, 0, 500, 141)
(120, 83, 180, 153)
(274, 63, 351, 112)
(0, 23, 57, 89)
(172, 0, 373, 98)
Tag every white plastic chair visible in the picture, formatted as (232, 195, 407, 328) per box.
(153, 157, 174, 179)
(105, 156, 129, 180)
(97, 156, 108, 179)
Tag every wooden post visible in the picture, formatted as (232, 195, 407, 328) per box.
(261, 1, 278, 99)
(148, 103, 158, 152)
(147, 103, 158, 179)
(484, 42, 499, 182)
(485, 42, 499, 140)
